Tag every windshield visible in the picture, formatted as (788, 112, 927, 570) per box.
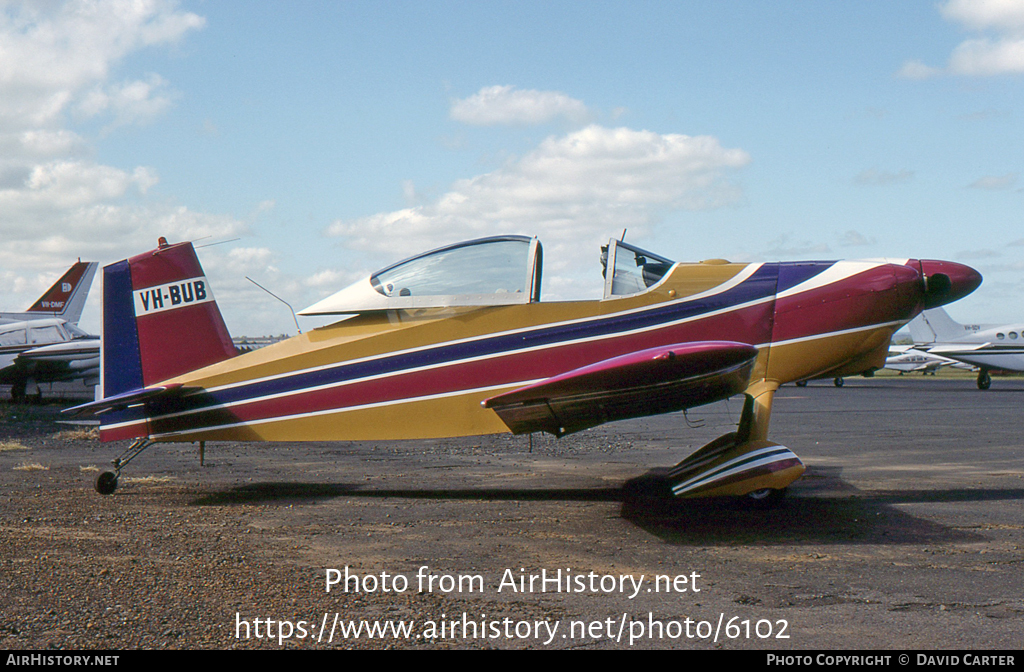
(299, 235, 542, 315)
(64, 323, 93, 339)
(372, 238, 534, 299)
(602, 240, 675, 297)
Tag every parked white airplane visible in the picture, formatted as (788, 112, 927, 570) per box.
(884, 344, 961, 374)
(908, 307, 1024, 389)
(0, 318, 99, 402)
(0, 261, 98, 325)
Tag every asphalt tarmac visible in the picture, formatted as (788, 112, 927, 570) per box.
(1, 375, 1021, 649)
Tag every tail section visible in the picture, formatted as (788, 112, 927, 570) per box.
(908, 307, 969, 344)
(2, 261, 98, 324)
(101, 238, 237, 398)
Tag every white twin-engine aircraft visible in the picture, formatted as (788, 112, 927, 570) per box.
(0, 261, 100, 401)
(909, 307, 1024, 389)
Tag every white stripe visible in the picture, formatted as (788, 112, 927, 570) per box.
(669, 446, 733, 478)
(140, 381, 543, 440)
(114, 271, 774, 429)
(108, 315, 905, 436)
(110, 315, 906, 438)
(108, 263, 909, 436)
(769, 319, 904, 348)
(133, 277, 214, 316)
(672, 447, 798, 495)
(204, 263, 766, 396)
(776, 261, 884, 300)
(672, 445, 786, 491)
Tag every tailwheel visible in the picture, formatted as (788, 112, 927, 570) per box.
(977, 370, 991, 390)
(833, 377, 844, 387)
(95, 471, 119, 495)
(94, 437, 154, 495)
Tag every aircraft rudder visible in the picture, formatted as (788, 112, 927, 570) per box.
(25, 261, 98, 323)
(101, 238, 237, 397)
(130, 239, 237, 386)
(912, 307, 966, 343)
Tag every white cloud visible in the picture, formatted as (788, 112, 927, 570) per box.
(0, 1, 210, 244)
(839, 230, 877, 247)
(899, 0, 1024, 77)
(947, 37, 1024, 75)
(450, 85, 591, 126)
(77, 74, 176, 129)
(327, 124, 749, 297)
(0, 1, 253, 332)
(895, 60, 943, 80)
(190, 245, 309, 337)
(0, 0, 204, 129)
(941, 0, 1024, 32)
(967, 172, 1019, 189)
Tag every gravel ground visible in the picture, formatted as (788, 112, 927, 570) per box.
(2, 378, 1022, 650)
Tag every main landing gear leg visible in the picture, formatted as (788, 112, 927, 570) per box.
(666, 382, 805, 505)
(95, 437, 155, 495)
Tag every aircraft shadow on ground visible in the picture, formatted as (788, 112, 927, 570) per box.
(190, 466, 1021, 546)
(620, 466, 1019, 546)
(190, 482, 621, 506)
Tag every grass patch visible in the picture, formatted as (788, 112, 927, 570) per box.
(13, 462, 48, 471)
(51, 428, 99, 441)
(121, 475, 175, 484)
(79, 465, 99, 472)
(0, 441, 30, 452)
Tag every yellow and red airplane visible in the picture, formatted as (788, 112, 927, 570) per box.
(68, 235, 980, 501)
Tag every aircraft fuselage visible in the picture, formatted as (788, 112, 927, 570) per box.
(99, 257, 978, 443)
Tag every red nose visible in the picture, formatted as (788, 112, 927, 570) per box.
(916, 260, 982, 309)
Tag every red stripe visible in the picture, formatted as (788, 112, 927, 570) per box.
(772, 265, 919, 342)
(144, 303, 776, 435)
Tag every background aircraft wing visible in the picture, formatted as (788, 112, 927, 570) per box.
(482, 341, 758, 437)
(12, 339, 100, 383)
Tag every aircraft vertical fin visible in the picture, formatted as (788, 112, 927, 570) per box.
(101, 239, 237, 398)
(909, 307, 965, 344)
(24, 261, 98, 324)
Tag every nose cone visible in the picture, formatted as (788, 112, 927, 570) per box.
(918, 260, 982, 309)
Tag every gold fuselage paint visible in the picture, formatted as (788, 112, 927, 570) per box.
(128, 260, 906, 443)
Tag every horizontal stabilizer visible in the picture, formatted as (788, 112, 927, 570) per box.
(63, 383, 187, 418)
(927, 343, 988, 354)
(482, 341, 758, 436)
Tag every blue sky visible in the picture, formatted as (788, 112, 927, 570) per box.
(1, 0, 1021, 335)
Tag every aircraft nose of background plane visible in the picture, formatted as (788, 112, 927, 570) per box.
(917, 260, 983, 309)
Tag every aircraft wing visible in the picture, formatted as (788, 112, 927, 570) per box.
(12, 339, 100, 384)
(482, 341, 758, 437)
(16, 339, 99, 365)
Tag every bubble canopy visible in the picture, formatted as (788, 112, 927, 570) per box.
(299, 236, 543, 315)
